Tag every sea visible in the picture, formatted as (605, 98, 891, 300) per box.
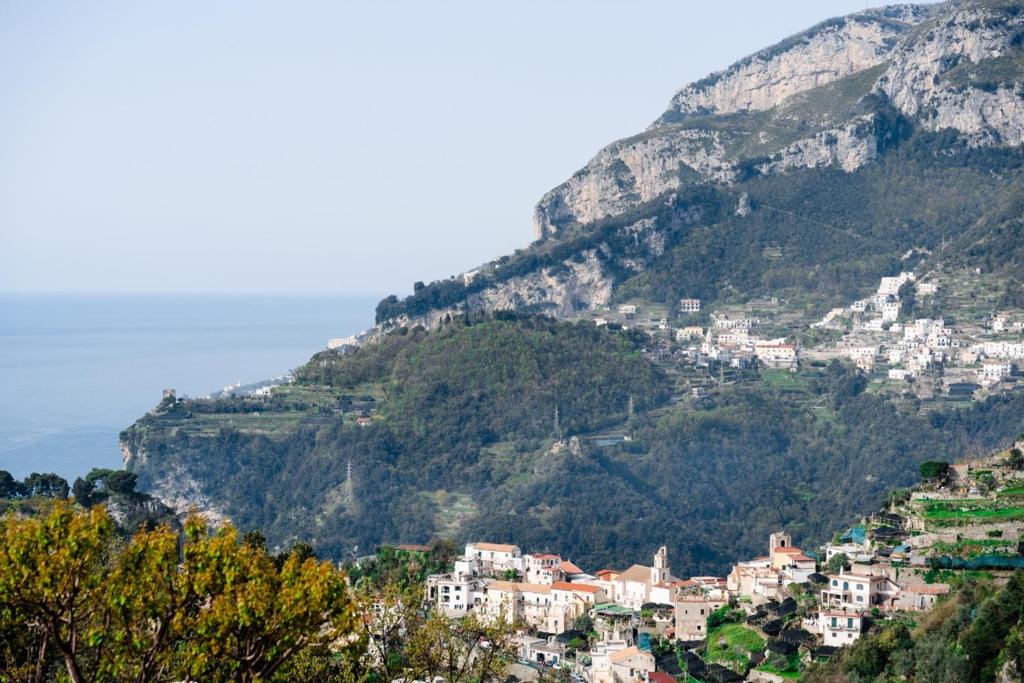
(0, 293, 379, 482)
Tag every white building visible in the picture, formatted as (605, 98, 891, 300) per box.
(523, 553, 563, 584)
(679, 298, 701, 313)
(464, 542, 523, 576)
(881, 301, 901, 322)
(820, 572, 898, 610)
(675, 326, 704, 341)
(981, 361, 1014, 383)
(591, 642, 655, 683)
(754, 342, 797, 366)
(820, 610, 866, 646)
(426, 572, 486, 616)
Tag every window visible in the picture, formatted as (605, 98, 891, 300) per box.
(847, 618, 853, 628)
(832, 579, 838, 587)
(831, 617, 837, 628)
(856, 596, 863, 602)
(848, 633, 852, 639)
(843, 581, 849, 590)
(857, 584, 864, 590)
(700, 609, 705, 615)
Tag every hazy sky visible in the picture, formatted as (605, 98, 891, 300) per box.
(1, 1, 926, 296)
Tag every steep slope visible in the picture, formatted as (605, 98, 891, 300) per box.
(533, 0, 1024, 240)
(377, 0, 1024, 331)
(126, 0, 1024, 573)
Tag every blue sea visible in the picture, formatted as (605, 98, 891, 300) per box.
(0, 293, 379, 482)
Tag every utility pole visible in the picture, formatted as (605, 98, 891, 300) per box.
(345, 460, 355, 511)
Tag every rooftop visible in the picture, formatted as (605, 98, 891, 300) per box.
(470, 542, 520, 553)
(609, 646, 641, 663)
(551, 581, 601, 594)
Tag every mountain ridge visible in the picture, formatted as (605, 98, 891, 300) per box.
(124, 0, 1024, 573)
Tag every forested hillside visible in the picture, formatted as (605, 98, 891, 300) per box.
(124, 314, 1024, 574)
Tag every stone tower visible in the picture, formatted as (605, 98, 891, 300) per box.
(769, 531, 792, 554)
(652, 545, 670, 584)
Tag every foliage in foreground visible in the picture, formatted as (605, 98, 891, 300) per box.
(0, 504, 520, 683)
(0, 502, 359, 683)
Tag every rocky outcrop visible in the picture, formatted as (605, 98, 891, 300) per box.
(656, 5, 931, 122)
(877, 0, 1024, 144)
(532, 130, 730, 236)
(122, 438, 229, 526)
(532, 6, 932, 239)
(533, 1, 1024, 239)
(759, 114, 879, 174)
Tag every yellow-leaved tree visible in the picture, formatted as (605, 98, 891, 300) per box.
(0, 502, 359, 683)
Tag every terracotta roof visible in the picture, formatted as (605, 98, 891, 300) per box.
(551, 581, 601, 594)
(471, 542, 519, 553)
(790, 554, 814, 562)
(487, 580, 550, 594)
(596, 569, 619, 578)
(618, 564, 653, 583)
(609, 646, 641, 663)
(560, 560, 584, 574)
(530, 553, 560, 560)
(649, 672, 675, 683)
(774, 547, 804, 554)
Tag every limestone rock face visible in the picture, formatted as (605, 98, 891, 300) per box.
(658, 5, 931, 121)
(533, 1, 1024, 239)
(878, 0, 1024, 145)
(532, 130, 729, 237)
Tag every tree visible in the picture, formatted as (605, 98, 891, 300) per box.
(0, 502, 114, 683)
(826, 553, 849, 575)
(0, 470, 26, 498)
(402, 611, 516, 683)
(919, 460, 950, 483)
(72, 477, 96, 507)
(21, 472, 69, 499)
(1008, 447, 1023, 470)
(0, 502, 360, 683)
(104, 471, 137, 496)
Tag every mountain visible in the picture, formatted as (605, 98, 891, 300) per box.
(376, 0, 1024, 329)
(125, 0, 1024, 574)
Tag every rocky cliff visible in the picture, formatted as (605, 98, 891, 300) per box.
(532, 0, 1024, 239)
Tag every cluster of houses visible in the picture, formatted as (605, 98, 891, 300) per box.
(421, 524, 954, 681)
(807, 271, 1024, 395)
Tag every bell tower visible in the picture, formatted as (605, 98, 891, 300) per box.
(652, 545, 670, 584)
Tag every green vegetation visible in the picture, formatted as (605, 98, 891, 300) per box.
(705, 623, 765, 669)
(920, 499, 1024, 526)
(919, 460, 950, 483)
(757, 652, 802, 679)
(805, 572, 1024, 683)
(125, 321, 1024, 573)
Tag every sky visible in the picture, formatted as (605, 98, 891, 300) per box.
(0, 1, 931, 297)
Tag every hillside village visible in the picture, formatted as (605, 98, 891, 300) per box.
(555, 267, 1024, 409)
(398, 442, 1024, 682)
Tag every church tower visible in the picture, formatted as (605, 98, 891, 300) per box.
(652, 545, 670, 584)
(769, 531, 792, 559)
